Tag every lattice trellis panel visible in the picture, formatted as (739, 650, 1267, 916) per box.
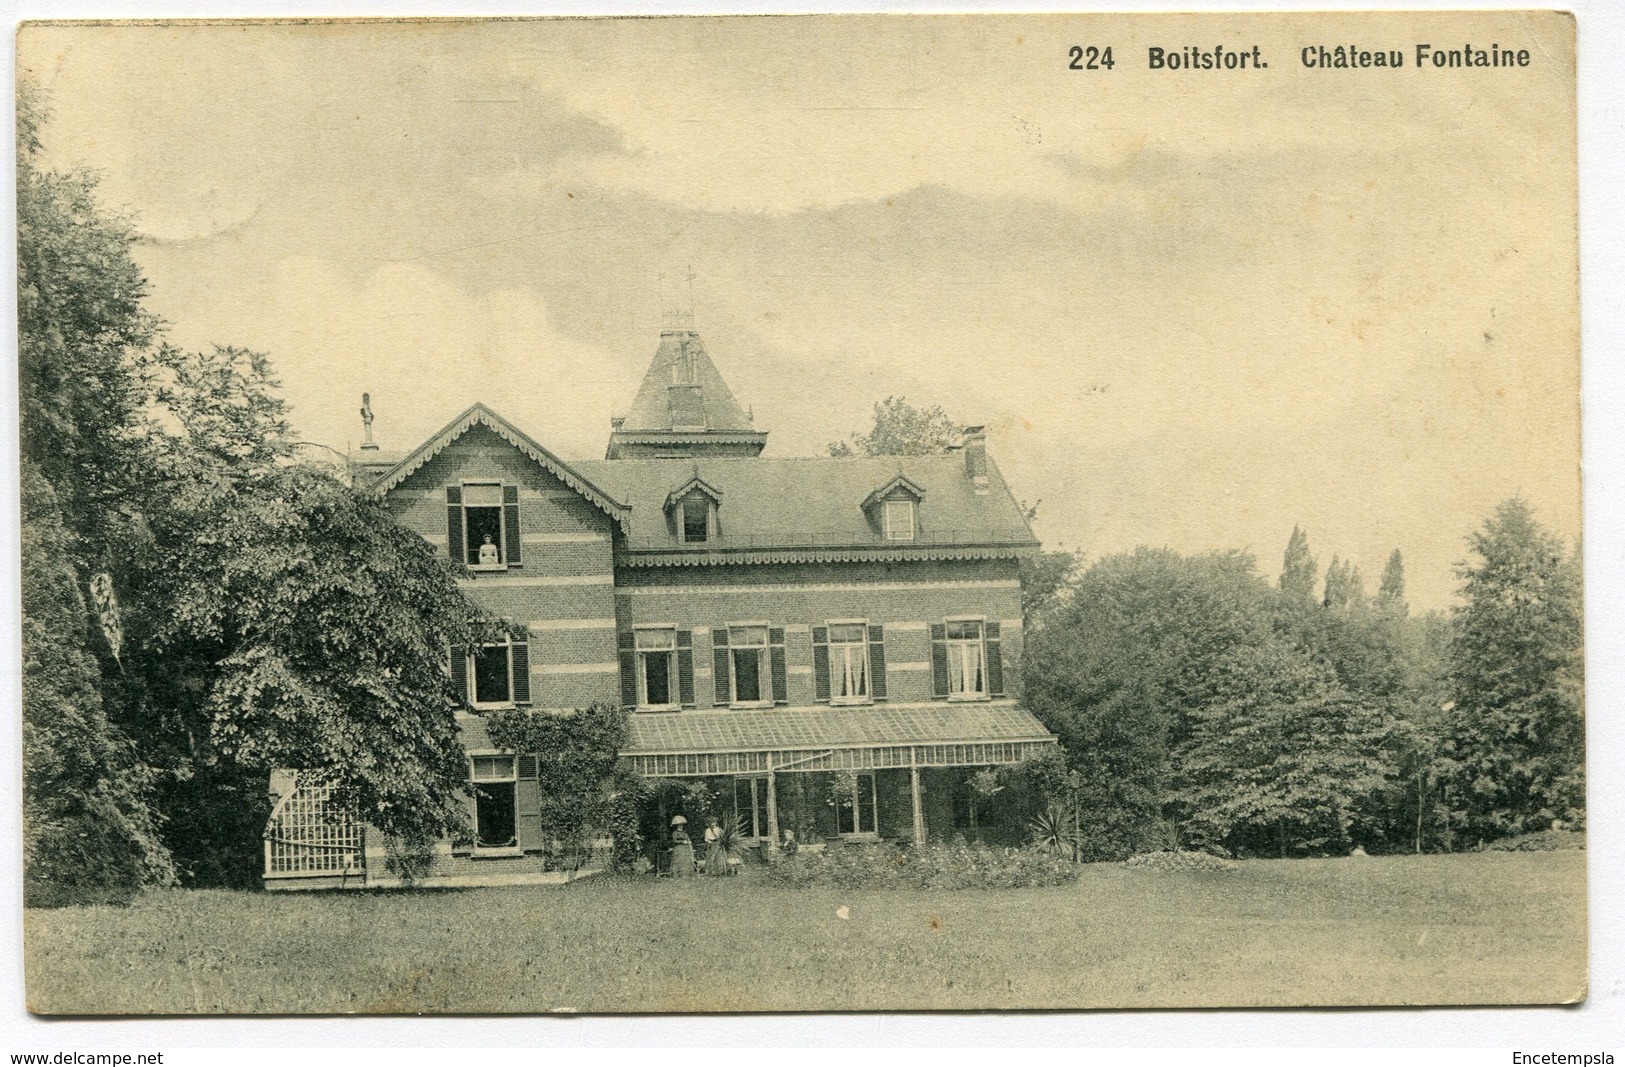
(264, 783, 365, 877)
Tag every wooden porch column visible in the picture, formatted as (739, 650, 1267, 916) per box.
(909, 748, 926, 845)
(764, 753, 781, 854)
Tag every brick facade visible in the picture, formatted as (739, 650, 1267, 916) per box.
(265, 331, 1055, 889)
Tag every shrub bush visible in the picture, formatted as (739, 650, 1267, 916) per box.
(761, 840, 1079, 890)
(1483, 829, 1585, 852)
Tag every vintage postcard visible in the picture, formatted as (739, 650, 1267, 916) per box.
(16, 11, 1583, 1014)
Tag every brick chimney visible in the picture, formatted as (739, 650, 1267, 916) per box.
(962, 425, 989, 494)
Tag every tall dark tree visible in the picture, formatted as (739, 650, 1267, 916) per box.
(17, 78, 172, 903)
(21, 464, 174, 905)
(1377, 549, 1408, 615)
(18, 83, 492, 895)
(1278, 525, 1318, 605)
(1443, 498, 1584, 841)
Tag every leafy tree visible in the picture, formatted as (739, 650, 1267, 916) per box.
(1443, 498, 1584, 841)
(1322, 556, 1365, 610)
(18, 84, 491, 892)
(21, 464, 174, 905)
(828, 396, 959, 457)
(1377, 549, 1408, 615)
(17, 80, 159, 561)
(1024, 548, 1277, 857)
(1174, 639, 1392, 857)
(1020, 548, 1080, 628)
(1278, 525, 1318, 605)
(17, 78, 173, 903)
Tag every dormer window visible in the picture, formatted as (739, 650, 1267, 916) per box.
(863, 474, 926, 543)
(884, 499, 916, 541)
(682, 494, 710, 543)
(665, 474, 724, 546)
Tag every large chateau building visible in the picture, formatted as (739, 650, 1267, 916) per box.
(264, 323, 1057, 888)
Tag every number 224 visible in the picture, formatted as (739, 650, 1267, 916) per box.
(1068, 45, 1115, 70)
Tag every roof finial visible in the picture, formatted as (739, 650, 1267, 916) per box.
(359, 393, 378, 451)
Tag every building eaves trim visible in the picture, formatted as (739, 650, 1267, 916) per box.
(616, 543, 1039, 567)
(372, 403, 631, 529)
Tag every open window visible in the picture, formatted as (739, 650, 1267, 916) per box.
(470, 755, 518, 852)
(636, 627, 679, 710)
(446, 482, 522, 569)
(452, 632, 532, 709)
(728, 624, 770, 706)
(813, 623, 887, 704)
(681, 494, 710, 543)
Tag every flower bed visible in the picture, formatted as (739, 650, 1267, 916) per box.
(761, 840, 1079, 890)
(1122, 849, 1237, 872)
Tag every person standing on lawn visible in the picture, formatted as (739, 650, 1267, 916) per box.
(704, 816, 728, 876)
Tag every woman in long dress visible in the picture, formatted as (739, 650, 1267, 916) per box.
(703, 817, 728, 876)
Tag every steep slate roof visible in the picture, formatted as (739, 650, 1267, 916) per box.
(572, 454, 1038, 563)
(372, 403, 630, 529)
(623, 704, 1056, 756)
(619, 329, 756, 432)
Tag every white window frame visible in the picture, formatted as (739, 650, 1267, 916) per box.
(461, 480, 508, 572)
(944, 616, 989, 701)
(469, 753, 521, 855)
(727, 622, 773, 709)
(469, 638, 516, 710)
(883, 498, 916, 542)
(836, 772, 880, 839)
(826, 619, 872, 705)
(635, 625, 680, 712)
(733, 776, 766, 842)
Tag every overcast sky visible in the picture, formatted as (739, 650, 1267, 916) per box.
(20, 12, 1578, 610)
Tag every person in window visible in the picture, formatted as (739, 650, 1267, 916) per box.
(478, 534, 500, 566)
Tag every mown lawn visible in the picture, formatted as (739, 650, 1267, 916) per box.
(24, 852, 1586, 1014)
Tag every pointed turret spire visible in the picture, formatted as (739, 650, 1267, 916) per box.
(607, 322, 768, 460)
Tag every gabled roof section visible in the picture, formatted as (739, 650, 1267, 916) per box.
(621, 328, 755, 433)
(664, 470, 725, 512)
(373, 404, 629, 528)
(862, 473, 927, 511)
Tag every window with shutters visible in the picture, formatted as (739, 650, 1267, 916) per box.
(470, 755, 519, 852)
(728, 624, 771, 708)
(466, 635, 532, 709)
(448, 481, 522, 570)
(636, 627, 679, 710)
(944, 619, 987, 700)
(827, 622, 870, 704)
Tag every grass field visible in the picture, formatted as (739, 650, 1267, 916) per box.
(23, 852, 1586, 1014)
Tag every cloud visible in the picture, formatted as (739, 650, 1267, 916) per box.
(180, 257, 631, 460)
